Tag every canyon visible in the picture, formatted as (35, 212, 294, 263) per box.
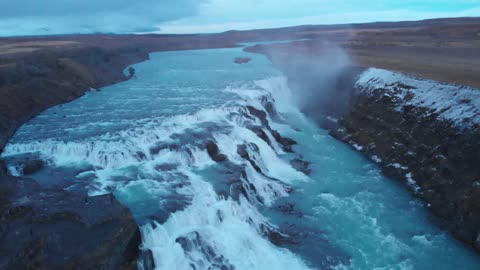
(1, 17, 479, 268)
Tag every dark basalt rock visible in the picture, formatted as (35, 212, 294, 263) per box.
(3, 154, 47, 176)
(237, 144, 262, 173)
(155, 163, 178, 171)
(175, 231, 234, 270)
(246, 106, 269, 127)
(276, 202, 304, 218)
(21, 159, 46, 175)
(207, 159, 269, 204)
(290, 158, 312, 175)
(150, 142, 179, 156)
(247, 125, 271, 146)
(135, 151, 147, 161)
(0, 159, 6, 175)
(0, 175, 140, 269)
(234, 57, 252, 64)
(331, 84, 480, 252)
(261, 224, 301, 246)
(260, 96, 278, 119)
(271, 129, 296, 153)
(128, 67, 136, 78)
(244, 105, 297, 153)
(138, 249, 155, 270)
(206, 141, 228, 162)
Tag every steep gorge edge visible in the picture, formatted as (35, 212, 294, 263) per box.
(256, 45, 480, 253)
(0, 46, 150, 269)
(330, 73, 480, 252)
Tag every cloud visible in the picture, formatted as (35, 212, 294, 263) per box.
(0, 0, 204, 36)
(0, 0, 478, 36)
(156, 7, 480, 34)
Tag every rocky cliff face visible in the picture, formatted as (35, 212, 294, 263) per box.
(0, 47, 149, 268)
(0, 45, 149, 269)
(0, 174, 141, 269)
(332, 68, 480, 251)
(0, 46, 149, 152)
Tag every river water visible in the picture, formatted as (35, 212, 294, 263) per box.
(2, 46, 480, 269)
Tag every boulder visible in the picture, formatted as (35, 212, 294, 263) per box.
(2, 154, 47, 176)
(271, 129, 296, 153)
(128, 67, 136, 78)
(206, 141, 228, 162)
(155, 163, 178, 171)
(276, 202, 304, 218)
(234, 57, 251, 64)
(247, 125, 271, 146)
(150, 142, 178, 156)
(0, 159, 6, 175)
(290, 158, 312, 175)
(22, 159, 45, 175)
(0, 175, 140, 269)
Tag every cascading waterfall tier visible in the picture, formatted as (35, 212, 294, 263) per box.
(2, 76, 315, 270)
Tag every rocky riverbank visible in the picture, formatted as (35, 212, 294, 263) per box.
(331, 68, 480, 251)
(0, 44, 153, 269)
(0, 173, 141, 269)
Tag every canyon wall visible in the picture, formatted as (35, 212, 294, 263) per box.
(331, 68, 480, 251)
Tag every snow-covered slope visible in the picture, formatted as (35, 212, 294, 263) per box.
(355, 68, 480, 129)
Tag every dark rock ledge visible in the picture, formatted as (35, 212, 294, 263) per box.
(234, 57, 252, 64)
(0, 46, 148, 269)
(0, 174, 141, 269)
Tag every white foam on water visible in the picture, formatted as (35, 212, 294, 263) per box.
(314, 191, 419, 269)
(7, 164, 22, 176)
(411, 235, 433, 246)
(212, 131, 290, 206)
(137, 78, 311, 269)
(242, 162, 290, 206)
(118, 179, 170, 200)
(141, 172, 312, 270)
(255, 76, 297, 114)
(264, 128, 285, 155)
(214, 124, 307, 184)
(1, 106, 237, 168)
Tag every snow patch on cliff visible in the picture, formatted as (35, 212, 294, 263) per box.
(355, 68, 480, 128)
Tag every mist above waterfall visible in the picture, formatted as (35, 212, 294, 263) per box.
(257, 40, 359, 126)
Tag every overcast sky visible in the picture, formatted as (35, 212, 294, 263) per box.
(0, 0, 479, 36)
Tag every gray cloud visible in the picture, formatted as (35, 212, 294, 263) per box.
(0, 0, 204, 36)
